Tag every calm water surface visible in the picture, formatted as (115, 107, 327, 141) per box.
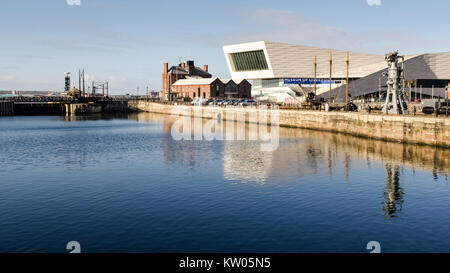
(0, 113, 449, 253)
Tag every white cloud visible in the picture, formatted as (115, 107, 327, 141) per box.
(66, 0, 81, 6)
(367, 0, 382, 6)
(0, 74, 17, 81)
(216, 8, 431, 55)
(223, 8, 355, 50)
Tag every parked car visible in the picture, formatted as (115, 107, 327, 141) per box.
(239, 99, 256, 106)
(222, 100, 232, 106)
(422, 99, 437, 114)
(438, 101, 449, 115)
(190, 98, 208, 105)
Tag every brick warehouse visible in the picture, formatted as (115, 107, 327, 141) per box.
(172, 78, 225, 100)
(161, 60, 252, 101)
(161, 60, 212, 101)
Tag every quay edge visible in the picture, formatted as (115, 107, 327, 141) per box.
(129, 101, 450, 148)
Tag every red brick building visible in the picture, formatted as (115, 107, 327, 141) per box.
(172, 78, 225, 100)
(161, 60, 211, 101)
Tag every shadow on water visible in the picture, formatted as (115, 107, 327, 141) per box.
(62, 112, 133, 122)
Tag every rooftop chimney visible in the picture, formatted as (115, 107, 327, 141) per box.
(187, 60, 194, 75)
(203, 65, 208, 72)
(180, 62, 185, 68)
(163, 63, 168, 74)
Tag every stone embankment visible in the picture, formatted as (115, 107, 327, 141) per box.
(129, 101, 450, 147)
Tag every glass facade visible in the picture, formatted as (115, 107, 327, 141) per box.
(253, 79, 283, 89)
(230, 50, 269, 72)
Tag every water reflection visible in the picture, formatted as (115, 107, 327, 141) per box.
(1, 113, 449, 252)
(383, 164, 405, 218)
(223, 142, 274, 183)
(130, 112, 448, 219)
(2, 112, 444, 218)
(129, 112, 449, 178)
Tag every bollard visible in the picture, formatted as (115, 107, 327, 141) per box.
(436, 98, 440, 117)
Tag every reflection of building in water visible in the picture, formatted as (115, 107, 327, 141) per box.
(383, 163, 405, 218)
(222, 138, 332, 184)
(129, 112, 448, 184)
(134, 112, 220, 166)
(344, 153, 351, 181)
(223, 141, 274, 183)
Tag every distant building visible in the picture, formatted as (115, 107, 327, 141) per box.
(161, 59, 252, 101)
(222, 41, 450, 102)
(222, 41, 383, 100)
(323, 53, 450, 102)
(172, 78, 224, 100)
(66, 87, 81, 98)
(161, 60, 211, 101)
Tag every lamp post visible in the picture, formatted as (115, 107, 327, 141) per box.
(346, 52, 349, 105)
(314, 56, 317, 96)
(329, 52, 332, 104)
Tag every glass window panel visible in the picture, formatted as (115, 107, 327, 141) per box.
(230, 50, 269, 72)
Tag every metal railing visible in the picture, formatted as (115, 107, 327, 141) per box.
(0, 96, 137, 103)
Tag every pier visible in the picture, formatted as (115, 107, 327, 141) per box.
(0, 96, 134, 116)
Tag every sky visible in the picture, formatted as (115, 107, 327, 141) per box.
(1, 0, 450, 94)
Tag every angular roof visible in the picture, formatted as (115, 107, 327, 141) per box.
(318, 53, 450, 101)
(168, 65, 211, 78)
(264, 41, 385, 78)
(222, 79, 248, 85)
(172, 78, 220, 86)
(223, 41, 386, 80)
(168, 66, 189, 75)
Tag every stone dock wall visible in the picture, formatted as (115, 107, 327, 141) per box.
(0, 101, 14, 116)
(103, 101, 132, 113)
(129, 101, 450, 147)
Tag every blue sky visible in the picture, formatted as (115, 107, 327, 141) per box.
(1, 0, 449, 94)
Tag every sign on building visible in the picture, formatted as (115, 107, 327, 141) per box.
(284, 78, 335, 85)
